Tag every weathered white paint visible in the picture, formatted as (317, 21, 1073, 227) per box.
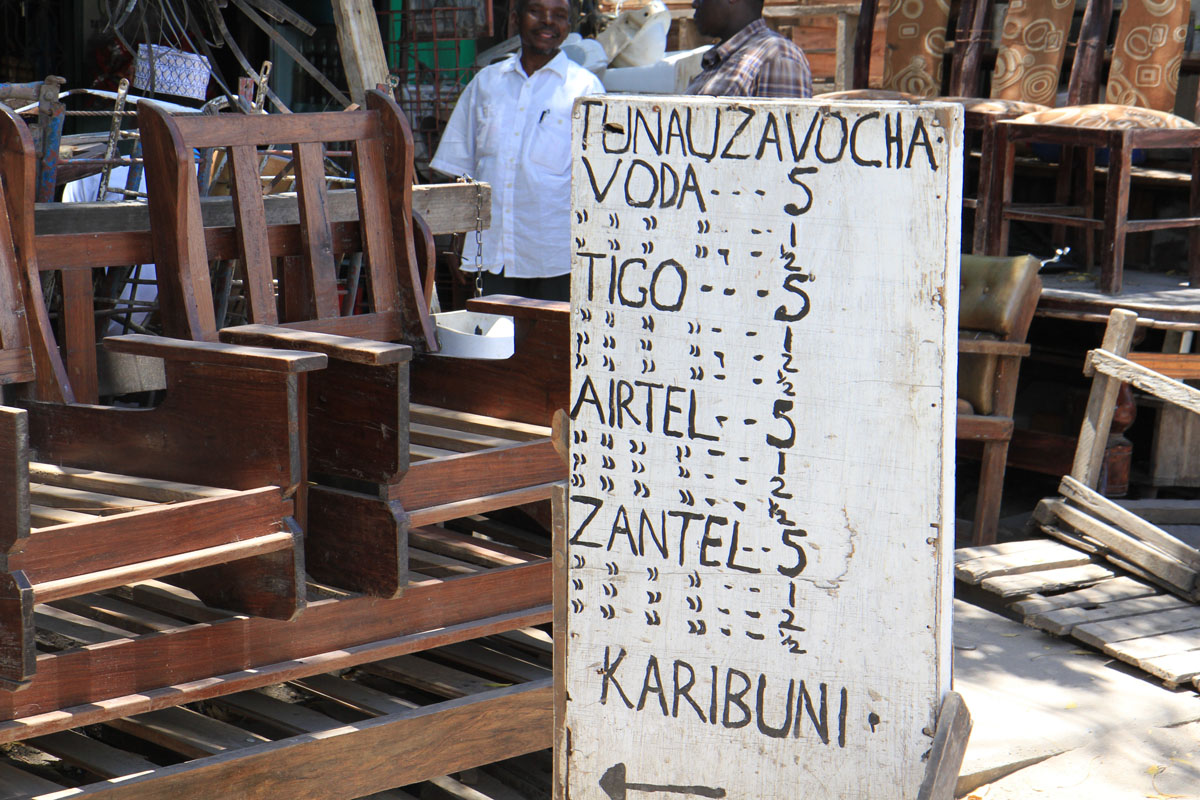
(564, 95, 962, 800)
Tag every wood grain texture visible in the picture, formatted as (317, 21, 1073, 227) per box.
(0, 562, 549, 730)
(331, 0, 391, 106)
(307, 485, 407, 597)
(12, 487, 286, 583)
(220, 324, 413, 366)
(916, 691, 972, 800)
(104, 334, 327, 372)
(389, 439, 563, 510)
(0, 570, 33, 687)
(1072, 310, 1138, 488)
(306, 356, 409, 485)
(1060, 476, 1200, 570)
(25, 360, 306, 496)
(0, 406, 28, 554)
(410, 307, 570, 426)
(52, 682, 551, 799)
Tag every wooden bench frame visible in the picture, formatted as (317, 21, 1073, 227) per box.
(135, 90, 567, 598)
(0, 103, 330, 689)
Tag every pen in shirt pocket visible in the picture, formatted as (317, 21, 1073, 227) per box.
(538, 109, 548, 123)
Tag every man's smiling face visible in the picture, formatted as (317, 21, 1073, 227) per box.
(519, 0, 570, 58)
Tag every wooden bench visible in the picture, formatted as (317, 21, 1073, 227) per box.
(135, 90, 566, 598)
(0, 103, 326, 689)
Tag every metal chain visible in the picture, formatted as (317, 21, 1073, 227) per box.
(458, 173, 486, 298)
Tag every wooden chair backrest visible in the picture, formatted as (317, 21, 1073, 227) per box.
(138, 90, 436, 349)
(989, 0, 1077, 106)
(1104, 0, 1190, 111)
(852, 0, 980, 96)
(0, 104, 73, 403)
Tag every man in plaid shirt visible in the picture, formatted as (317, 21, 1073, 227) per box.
(685, 0, 812, 98)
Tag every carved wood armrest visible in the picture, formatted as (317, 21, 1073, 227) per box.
(104, 334, 328, 373)
(218, 324, 412, 366)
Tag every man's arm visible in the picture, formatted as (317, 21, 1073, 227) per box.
(429, 78, 480, 178)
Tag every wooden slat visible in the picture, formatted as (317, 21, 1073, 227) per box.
(48, 682, 551, 799)
(1072, 311, 1138, 488)
(364, 654, 501, 699)
(1089, 348, 1200, 417)
(228, 143, 278, 324)
(30, 503, 99, 526)
(107, 706, 271, 758)
(434, 641, 549, 684)
(0, 761, 66, 799)
(1046, 499, 1199, 596)
(292, 140, 340, 319)
(0, 348, 34, 383)
(1116, 499, 1200, 526)
(293, 674, 419, 717)
(409, 404, 550, 441)
(979, 563, 1116, 598)
(1073, 606, 1200, 649)
(409, 549, 482, 577)
(36, 604, 135, 644)
(410, 423, 516, 453)
(31, 530, 295, 604)
(1026, 593, 1192, 636)
(1136, 650, 1200, 688)
(1009, 576, 1159, 617)
(353, 135, 400, 312)
(409, 526, 534, 569)
(954, 538, 1065, 563)
(214, 691, 343, 736)
(29, 462, 235, 502)
(29, 730, 158, 779)
(173, 112, 378, 150)
(52, 593, 188, 634)
(29, 482, 155, 514)
(1129, 352, 1200, 380)
(1101, 626, 1200, 662)
(19, 488, 287, 585)
(407, 483, 557, 528)
(1059, 476, 1200, 570)
(953, 540, 1092, 584)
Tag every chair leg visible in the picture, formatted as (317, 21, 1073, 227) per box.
(1100, 131, 1132, 294)
(972, 117, 995, 255)
(1190, 147, 1200, 287)
(985, 124, 1015, 256)
(972, 439, 1010, 547)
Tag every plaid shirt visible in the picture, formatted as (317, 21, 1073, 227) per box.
(685, 19, 812, 99)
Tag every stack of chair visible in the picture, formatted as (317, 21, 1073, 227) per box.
(135, 90, 568, 599)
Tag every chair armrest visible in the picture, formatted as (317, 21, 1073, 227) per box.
(958, 338, 1030, 357)
(104, 334, 328, 373)
(218, 324, 413, 366)
(467, 294, 570, 322)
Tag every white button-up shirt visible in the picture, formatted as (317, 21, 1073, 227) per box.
(431, 51, 604, 279)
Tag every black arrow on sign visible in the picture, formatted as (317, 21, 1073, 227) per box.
(600, 763, 725, 800)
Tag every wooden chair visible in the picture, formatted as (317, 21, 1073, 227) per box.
(986, 0, 1200, 294)
(137, 90, 567, 599)
(948, 0, 1106, 253)
(0, 104, 326, 689)
(957, 253, 1042, 545)
(820, 0, 979, 100)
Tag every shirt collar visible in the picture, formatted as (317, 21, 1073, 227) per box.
(701, 18, 770, 70)
(505, 48, 571, 79)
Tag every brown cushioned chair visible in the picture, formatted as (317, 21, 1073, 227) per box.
(986, 0, 1200, 294)
(957, 253, 1042, 545)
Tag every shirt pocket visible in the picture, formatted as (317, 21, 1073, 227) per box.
(527, 109, 572, 175)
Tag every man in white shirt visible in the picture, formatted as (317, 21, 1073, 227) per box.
(430, 0, 604, 301)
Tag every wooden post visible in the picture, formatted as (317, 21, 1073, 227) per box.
(331, 0, 392, 108)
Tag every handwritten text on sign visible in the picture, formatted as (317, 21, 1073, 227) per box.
(566, 97, 960, 800)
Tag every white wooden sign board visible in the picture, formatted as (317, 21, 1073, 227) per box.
(562, 95, 962, 800)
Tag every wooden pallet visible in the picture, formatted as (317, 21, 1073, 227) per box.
(0, 631, 551, 799)
(956, 538, 1200, 690)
